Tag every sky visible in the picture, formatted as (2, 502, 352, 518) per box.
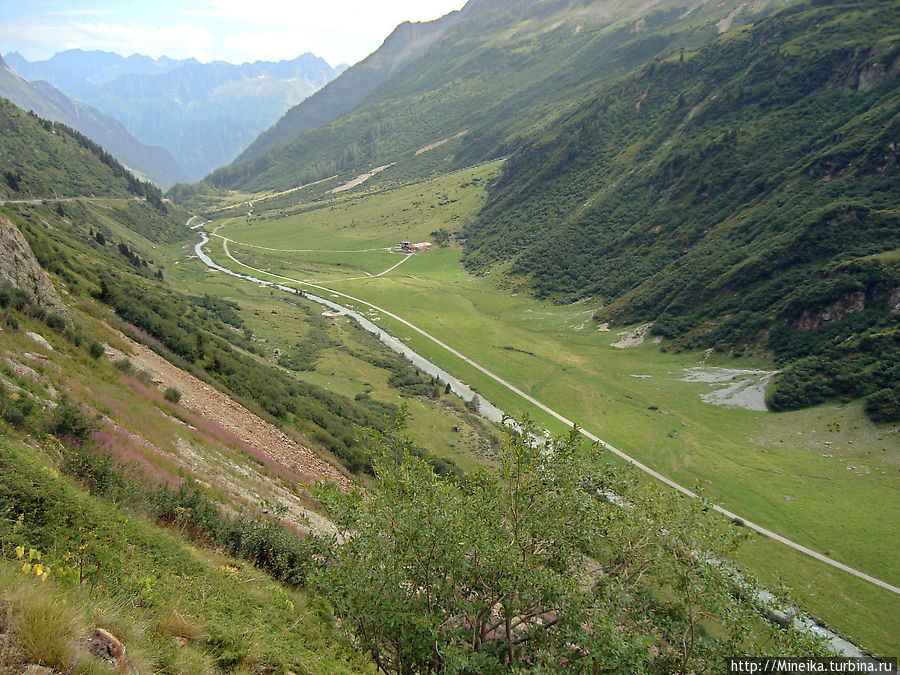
(0, 0, 468, 68)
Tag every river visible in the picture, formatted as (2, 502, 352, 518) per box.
(194, 234, 507, 424)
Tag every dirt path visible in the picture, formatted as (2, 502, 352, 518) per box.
(111, 328, 353, 493)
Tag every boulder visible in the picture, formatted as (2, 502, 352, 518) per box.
(0, 214, 70, 325)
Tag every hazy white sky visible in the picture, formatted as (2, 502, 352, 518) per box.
(0, 0, 467, 67)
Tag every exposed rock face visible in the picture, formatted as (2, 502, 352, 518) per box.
(829, 46, 900, 92)
(792, 291, 866, 331)
(890, 288, 900, 314)
(0, 214, 70, 324)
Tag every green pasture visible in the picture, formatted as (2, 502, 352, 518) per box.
(222, 242, 401, 282)
(195, 169, 900, 654)
(214, 162, 499, 250)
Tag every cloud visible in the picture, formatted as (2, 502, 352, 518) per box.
(219, 24, 376, 65)
(1, 0, 465, 65)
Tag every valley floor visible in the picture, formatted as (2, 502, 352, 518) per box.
(182, 164, 899, 654)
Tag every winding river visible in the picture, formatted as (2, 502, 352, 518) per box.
(194, 234, 507, 423)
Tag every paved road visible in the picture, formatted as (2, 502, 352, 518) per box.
(211, 233, 900, 598)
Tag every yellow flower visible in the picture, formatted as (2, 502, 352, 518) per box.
(21, 563, 31, 574)
(34, 564, 43, 576)
(41, 572, 49, 582)
(15, 546, 25, 559)
(29, 549, 41, 561)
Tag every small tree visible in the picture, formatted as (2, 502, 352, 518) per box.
(313, 414, 827, 673)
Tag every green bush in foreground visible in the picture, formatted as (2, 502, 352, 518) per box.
(313, 415, 829, 674)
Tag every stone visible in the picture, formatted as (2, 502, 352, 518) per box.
(22, 666, 56, 675)
(25, 332, 53, 351)
(0, 215, 70, 326)
(82, 627, 126, 667)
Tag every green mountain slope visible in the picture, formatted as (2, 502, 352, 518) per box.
(462, 0, 900, 418)
(206, 0, 789, 192)
(0, 98, 168, 204)
(235, 13, 464, 165)
(0, 99, 373, 672)
(0, 63, 188, 187)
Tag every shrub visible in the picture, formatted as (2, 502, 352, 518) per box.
(163, 387, 182, 404)
(63, 445, 124, 498)
(44, 313, 66, 332)
(865, 388, 900, 423)
(88, 341, 105, 359)
(46, 398, 97, 443)
(153, 485, 315, 586)
(0, 383, 37, 430)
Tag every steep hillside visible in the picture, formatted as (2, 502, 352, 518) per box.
(206, 0, 791, 192)
(234, 12, 464, 164)
(462, 0, 900, 418)
(0, 98, 167, 203)
(0, 100, 374, 671)
(0, 213, 70, 324)
(7, 51, 343, 180)
(0, 63, 188, 187)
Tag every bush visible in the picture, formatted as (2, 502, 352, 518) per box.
(0, 282, 29, 311)
(3, 313, 18, 331)
(163, 387, 182, 404)
(63, 445, 124, 498)
(44, 313, 66, 332)
(865, 388, 900, 423)
(313, 416, 830, 673)
(153, 485, 315, 586)
(0, 383, 37, 430)
(46, 398, 97, 443)
(88, 341, 105, 359)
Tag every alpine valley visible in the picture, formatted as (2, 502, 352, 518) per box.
(0, 0, 897, 672)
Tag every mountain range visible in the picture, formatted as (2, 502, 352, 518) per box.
(207, 0, 793, 190)
(3, 49, 344, 181)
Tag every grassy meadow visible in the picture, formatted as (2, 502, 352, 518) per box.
(195, 165, 900, 654)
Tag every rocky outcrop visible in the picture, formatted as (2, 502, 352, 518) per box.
(829, 46, 900, 92)
(0, 214, 70, 325)
(792, 291, 866, 331)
